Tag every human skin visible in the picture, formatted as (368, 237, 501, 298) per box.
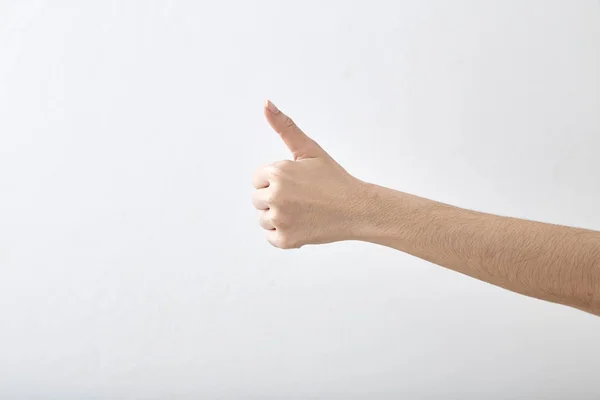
(251, 100, 600, 316)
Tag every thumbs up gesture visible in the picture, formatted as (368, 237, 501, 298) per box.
(252, 101, 368, 249)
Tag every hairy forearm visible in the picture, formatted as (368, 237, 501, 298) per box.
(354, 183, 600, 315)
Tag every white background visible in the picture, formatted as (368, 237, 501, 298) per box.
(1, 1, 599, 398)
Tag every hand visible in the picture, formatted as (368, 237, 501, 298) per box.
(252, 100, 367, 249)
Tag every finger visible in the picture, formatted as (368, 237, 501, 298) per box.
(252, 189, 270, 210)
(252, 166, 270, 189)
(264, 100, 325, 160)
(265, 230, 298, 249)
(266, 229, 279, 247)
(259, 211, 275, 231)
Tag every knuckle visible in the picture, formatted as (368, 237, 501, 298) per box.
(274, 159, 293, 170)
(266, 165, 282, 180)
(251, 166, 262, 179)
(263, 191, 274, 205)
(266, 232, 281, 248)
(267, 231, 301, 250)
(259, 215, 273, 230)
(271, 210, 290, 229)
(278, 235, 299, 250)
(251, 165, 270, 189)
(267, 209, 279, 223)
(283, 116, 296, 130)
(269, 209, 283, 226)
(251, 191, 264, 209)
(266, 185, 284, 205)
(268, 160, 293, 178)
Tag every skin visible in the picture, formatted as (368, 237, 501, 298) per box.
(252, 100, 600, 316)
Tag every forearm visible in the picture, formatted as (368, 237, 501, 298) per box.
(354, 183, 600, 315)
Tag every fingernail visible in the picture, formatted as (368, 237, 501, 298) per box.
(265, 99, 280, 114)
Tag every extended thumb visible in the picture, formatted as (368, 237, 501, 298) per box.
(264, 100, 325, 160)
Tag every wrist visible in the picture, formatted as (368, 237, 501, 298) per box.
(345, 181, 403, 243)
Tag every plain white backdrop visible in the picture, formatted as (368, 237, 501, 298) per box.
(0, 1, 599, 398)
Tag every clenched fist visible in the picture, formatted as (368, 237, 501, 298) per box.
(252, 100, 369, 249)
